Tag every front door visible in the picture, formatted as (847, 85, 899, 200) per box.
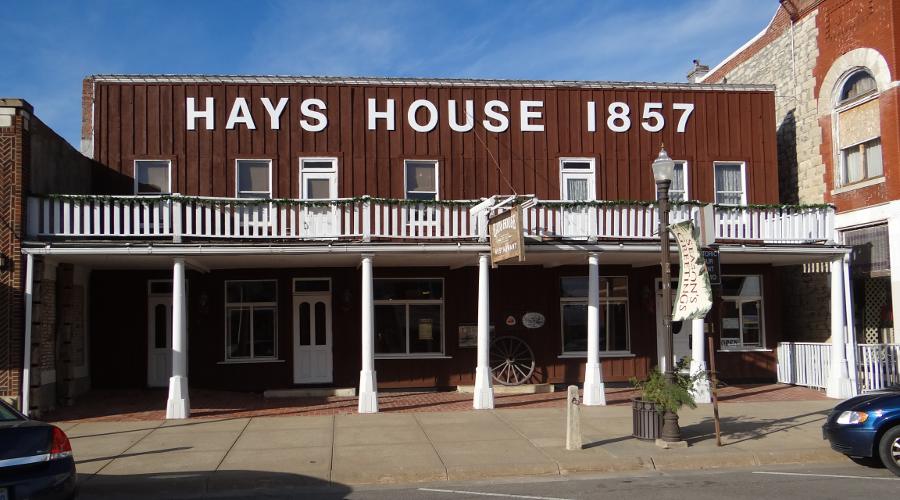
(655, 279, 692, 373)
(300, 158, 338, 238)
(293, 292, 333, 384)
(147, 294, 172, 388)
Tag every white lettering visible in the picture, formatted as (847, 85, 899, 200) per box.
(673, 103, 694, 133)
(300, 98, 328, 132)
(520, 100, 544, 132)
(483, 100, 509, 133)
(367, 98, 395, 131)
(448, 99, 474, 132)
(607, 102, 631, 132)
(641, 102, 664, 132)
(226, 97, 256, 130)
(408, 99, 438, 133)
(186, 97, 215, 131)
(586, 101, 596, 132)
(261, 97, 288, 130)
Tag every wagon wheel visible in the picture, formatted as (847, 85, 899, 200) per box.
(490, 336, 536, 386)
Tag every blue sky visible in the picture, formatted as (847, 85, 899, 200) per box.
(2, 0, 776, 148)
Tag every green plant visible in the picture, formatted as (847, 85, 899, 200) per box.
(630, 358, 706, 413)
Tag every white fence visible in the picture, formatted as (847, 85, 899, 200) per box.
(522, 202, 697, 240)
(715, 206, 835, 243)
(858, 344, 900, 393)
(776, 342, 831, 390)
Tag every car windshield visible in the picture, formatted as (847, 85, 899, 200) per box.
(0, 401, 22, 421)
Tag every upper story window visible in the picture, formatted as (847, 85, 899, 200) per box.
(713, 162, 746, 205)
(405, 160, 438, 200)
(836, 70, 882, 187)
(560, 158, 596, 201)
(657, 161, 688, 202)
(236, 159, 272, 199)
(134, 160, 171, 194)
(300, 158, 337, 200)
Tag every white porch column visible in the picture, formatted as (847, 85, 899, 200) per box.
(827, 256, 852, 399)
(21, 254, 34, 416)
(888, 216, 900, 344)
(358, 253, 378, 413)
(473, 254, 494, 409)
(166, 258, 190, 419)
(583, 252, 606, 406)
(689, 318, 711, 404)
(842, 255, 859, 396)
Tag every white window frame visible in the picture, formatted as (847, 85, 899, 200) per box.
(133, 159, 172, 195)
(657, 161, 688, 202)
(299, 157, 338, 200)
(559, 158, 597, 201)
(713, 161, 747, 206)
(403, 160, 440, 200)
(719, 274, 765, 351)
(559, 275, 630, 356)
(224, 279, 279, 361)
(235, 159, 273, 199)
(833, 70, 881, 188)
(373, 277, 445, 358)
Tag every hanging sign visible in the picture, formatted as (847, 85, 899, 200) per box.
(670, 221, 713, 322)
(489, 206, 525, 266)
(702, 248, 722, 286)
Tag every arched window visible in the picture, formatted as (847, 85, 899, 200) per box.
(836, 70, 882, 186)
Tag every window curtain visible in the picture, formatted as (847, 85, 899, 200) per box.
(566, 178, 589, 201)
(715, 164, 743, 205)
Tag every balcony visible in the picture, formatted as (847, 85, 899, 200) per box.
(25, 195, 835, 245)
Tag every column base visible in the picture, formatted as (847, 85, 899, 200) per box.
(689, 359, 711, 404)
(473, 366, 494, 410)
(165, 375, 190, 419)
(358, 369, 378, 413)
(826, 376, 853, 399)
(582, 362, 606, 406)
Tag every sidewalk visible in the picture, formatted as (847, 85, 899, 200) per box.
(60, 398, 846, 497)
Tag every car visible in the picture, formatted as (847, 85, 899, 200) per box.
(0, 398, 77, 499)
(822, 386, 900, 476)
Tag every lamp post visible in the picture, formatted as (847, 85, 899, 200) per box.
(652, 144, 682, 443)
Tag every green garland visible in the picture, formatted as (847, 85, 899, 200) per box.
(713, 202, 836, 211)
(537, 199, 708, 208)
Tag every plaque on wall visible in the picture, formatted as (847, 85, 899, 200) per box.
(521, 312, 545, 329)
(458, 324, 494, 348)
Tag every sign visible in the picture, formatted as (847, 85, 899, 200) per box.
(458, 324, 493, 348)
(702, 248, 722, 286)
(489, 206, 525, 266)
(521, 312, 545, 329)
(670, 221, 713, 322)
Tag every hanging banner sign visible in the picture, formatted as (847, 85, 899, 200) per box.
(489, 206, 525, 266)
(670, 221, 713, 321)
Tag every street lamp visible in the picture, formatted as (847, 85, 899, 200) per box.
(652, 144, 682, 443)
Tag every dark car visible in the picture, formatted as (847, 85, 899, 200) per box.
(0, 399, 77, 500)
(822, 387, 900, 476)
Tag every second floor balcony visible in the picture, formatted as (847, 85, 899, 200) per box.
(25, 195, 836, 245)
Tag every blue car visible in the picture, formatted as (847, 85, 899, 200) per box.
(822, 387, 900, 476)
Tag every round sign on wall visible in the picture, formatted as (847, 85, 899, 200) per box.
(505, 315, 517, 326)
(522, 312, 545, 329)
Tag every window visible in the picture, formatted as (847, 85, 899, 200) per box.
(300, 158, 337, 200)
(720, 275, 764, 350)
(560, 158, 596, 201)
(713, 162, 746, 205)
(405, 160, 438, 200)
(836, 70, 882, 187)
(657, 161, 688, 202)
(134, 160, 171, 194)
(225, 280, 277, 360)
(236, 160, 272, 198)
(374, 278, 443, 355)
(560, 276, 629, 354)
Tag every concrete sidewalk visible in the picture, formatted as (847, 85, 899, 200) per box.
(61, 400, 846, 497)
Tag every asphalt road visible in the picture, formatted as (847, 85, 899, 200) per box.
(79, 462, 900, 499)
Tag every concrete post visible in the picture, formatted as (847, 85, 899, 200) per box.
(473, 253, 494, 409)
(358, 253, 378, 413)
(583, 252, 606, 405)
(690, 318, 711, 404)
(827, 256, 852, 399)
(566, 385, 582, 450)
(166, 258, 190, 419)
(21, 253, 34, 416)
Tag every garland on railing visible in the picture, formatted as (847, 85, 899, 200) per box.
(536, 199, 708, 208)
(713, 202, 836, 211)
(42, 194, 480, 208)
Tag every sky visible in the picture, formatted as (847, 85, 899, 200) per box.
(1, 0, 777, 148)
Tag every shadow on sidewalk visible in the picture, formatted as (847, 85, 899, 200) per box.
(680, 409, 830, 446)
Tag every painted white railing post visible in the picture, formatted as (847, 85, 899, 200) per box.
(827, 256, 853, 399)
(172, 195, 183, 243)
(473, 253, 494, 409)
(166, 258, 190, 419)
(690, 318, 711, 403)
(358, 253, 378, 413)
(583, 252, 606, 405)
(477, 210, 489, 242)
(362, 197, 371, 242)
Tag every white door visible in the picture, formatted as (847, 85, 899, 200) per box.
(300, 159, 338, 238)
(655, 279, 692, 373)
(560, 160, 595, 238)
(293, 294, 333, 383)
(147, 296, 172, 388)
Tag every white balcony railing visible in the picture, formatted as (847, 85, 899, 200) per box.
(776, 342, 831, 390)
(858, 343, 900, 393)
(26, 195, 835, 245)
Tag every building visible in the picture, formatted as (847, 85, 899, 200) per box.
(699, 0, 899, 394)
(5, 75, 847, 417)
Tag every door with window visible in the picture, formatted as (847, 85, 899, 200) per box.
(293, 279, 333, 384)
(147, 282, 173, 388)
(655, 279, 691, 373)
(300, 158, 338, 238)
(560, 159, 596, 238)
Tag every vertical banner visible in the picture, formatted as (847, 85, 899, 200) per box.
(489, 206, 525, 266)
(670, 221, 713, 321)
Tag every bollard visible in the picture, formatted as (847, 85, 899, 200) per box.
(566, 385, 582, 450)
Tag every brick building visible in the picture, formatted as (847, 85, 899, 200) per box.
(698, 0, 899, 350)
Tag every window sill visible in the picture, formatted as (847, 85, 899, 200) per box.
(832, 176, 885, 195)
(375, 354, 451, 360)
(217, 359, 285, 365)
(558, 351, 635, 359)
(716, 348, 772, 353)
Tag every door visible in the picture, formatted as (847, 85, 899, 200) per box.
(655, 279, 692, 373)
(293, 293, 333, 383)
(560, 159, 595, 238)
(147, 296, 172, 388)
(300, 158, 338, 237)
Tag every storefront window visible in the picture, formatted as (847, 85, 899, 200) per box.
(374, 278, 443, 355)
(560, 276, 629, 354)
(225, 280, 278, 360)
(720, 275, 764, 350)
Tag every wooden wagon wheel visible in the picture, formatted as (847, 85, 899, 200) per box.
(490, 336, 536, 386)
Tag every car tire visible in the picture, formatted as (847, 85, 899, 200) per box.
(878, 425, 900, 477)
